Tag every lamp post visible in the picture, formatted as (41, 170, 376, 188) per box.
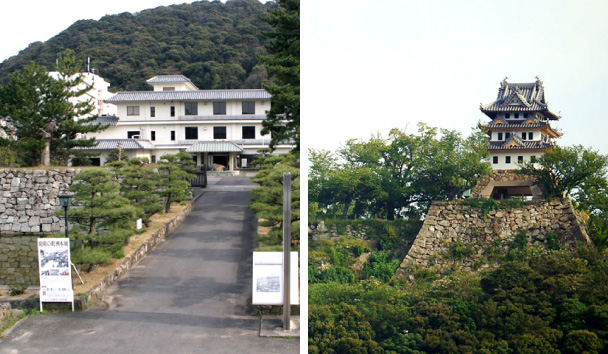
(57, 191, 73, 238)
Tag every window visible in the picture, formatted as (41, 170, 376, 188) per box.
(150, 107, 155, 117)
(514, 113, 519, 118)
(185, 102, 198, 115)
(242, 101, 255, 115)
(505, 132, 511, 139)
(163, 87, 175, 91)
(505, 113, 510, 119)
(170, 106, 175, 117)
(213, 102, 226, 115)
(242, 126, 255, 139)
(214, 126, 226, 139)
(505, 156, 511, 164)
(521, 132, 526, 140)
(497, 132, 503, 140)
(171, 130, 175, 141)
(185, 127, 198, 140)
(492, 156, 498, 164)
(528, 132, 533, 140)
(524, 113, 529, 118)
(151, 155, 156, 163)
(128, 131, 140, 139)
(518, 156, 523, 163)
(151, 131, 156, 141)
(127, 106, 140, 116)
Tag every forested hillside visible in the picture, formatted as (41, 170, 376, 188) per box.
(0, 0, 274, 91)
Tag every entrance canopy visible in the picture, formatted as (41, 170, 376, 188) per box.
(185, 141, 243, 153)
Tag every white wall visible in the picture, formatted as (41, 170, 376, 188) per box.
(490, 151, 541, 170)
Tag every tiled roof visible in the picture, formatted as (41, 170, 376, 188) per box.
(82, 115, 119, 126)
(74, 139, 155, 150)
(479, 121, 548, 129)
(480, 77, 561, 120)
(185, 141, 244, 153)
(106, 89, 271, 103)
(146, 75, 192, 83)
(488, 140, 554, 151)
(478, 121, 563, 137)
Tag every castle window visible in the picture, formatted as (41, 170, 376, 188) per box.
(497, 132, 503, 140)
(150, 107, 155, 117)
(514, 113, 519, 118)
(505, 132, 511, 139)
(492, 156, 498, 164)
(521, 132, 526, 140)
(171, 130, 175, 141)
(505, 156, 511, 164)
(170, 106, 175, 117)
(528, 132, 533, 140)
(518, 156, 523, 163)
(524, 113, 529, 118)
(505, 113, 510, 119)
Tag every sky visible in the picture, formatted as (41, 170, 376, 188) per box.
(301, 0, 608, 156)
(1, 0, 607, 154)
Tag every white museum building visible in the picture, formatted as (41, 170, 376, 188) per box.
(81, 75, 293, 169)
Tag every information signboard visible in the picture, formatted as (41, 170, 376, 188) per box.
(37, 238, 74, 311)
(252, 252, 299, 305)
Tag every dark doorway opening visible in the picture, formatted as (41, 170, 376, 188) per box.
(213, 155, 228, 167)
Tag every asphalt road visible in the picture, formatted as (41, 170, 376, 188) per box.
(0, 176, 299, 354)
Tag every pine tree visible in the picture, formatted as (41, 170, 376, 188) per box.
(0, 49, 105, 166)
(259, 0, 300, 151)
(66, 169, 139, 267)
(157, 152, 196, 213)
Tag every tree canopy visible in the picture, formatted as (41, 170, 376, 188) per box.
(258, 0, 300, 151)
(309, 125, 490, 220)
(0, 0, 277, 91)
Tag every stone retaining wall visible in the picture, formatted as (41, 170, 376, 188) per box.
(400, 199, 590, 272)
(0, 236, 39, 286)
(0, 169, 81, 234)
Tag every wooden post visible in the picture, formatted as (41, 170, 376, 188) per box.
(282, 172, 291, 331)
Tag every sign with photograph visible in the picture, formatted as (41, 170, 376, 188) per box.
(252, 252, 299, 305)
(37, 238, 73, 307)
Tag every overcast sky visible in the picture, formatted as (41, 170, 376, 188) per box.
(2, 1, 607, 156)
(302, 0, 608, 156)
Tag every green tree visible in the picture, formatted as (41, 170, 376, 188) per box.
(65, 169, 139, 267)
(259, 0, 300, 151)
(517, 145, 608, 198)
(250, 152, 300, 246)
(157, 152, 196, 213)
(0, 50, 105, 166)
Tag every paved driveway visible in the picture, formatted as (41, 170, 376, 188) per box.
(0, 176, 299, 353)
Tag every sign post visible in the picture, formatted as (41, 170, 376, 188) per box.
(282, 173, 291, 331)
(37, 238, 74, 312)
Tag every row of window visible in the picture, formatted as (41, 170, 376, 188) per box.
(504, 113, 530, 119)
(127, 101, 255, 117)
(495, 132, 535, 141)
(127, 126, 256, 141)
(492, 155, 537, 164)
